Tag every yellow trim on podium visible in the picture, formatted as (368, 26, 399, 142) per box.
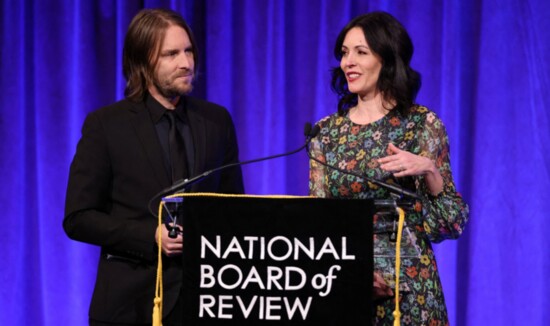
(152, 193, 407, 326)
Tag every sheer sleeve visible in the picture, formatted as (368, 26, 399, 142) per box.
(416, 110, 469, 243)
(308, 131, 330, 198)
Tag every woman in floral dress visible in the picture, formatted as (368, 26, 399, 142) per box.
(308, 12, 469, 325)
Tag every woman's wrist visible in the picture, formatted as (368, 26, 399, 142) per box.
(424, 158, 443, 196)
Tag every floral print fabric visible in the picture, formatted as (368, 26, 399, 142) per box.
(309, 105, 469, 325)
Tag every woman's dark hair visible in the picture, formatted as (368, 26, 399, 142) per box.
(123, 8, 198, 102)
(331, 12, 421, 116)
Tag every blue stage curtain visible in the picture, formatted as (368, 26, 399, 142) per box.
(1, 0, 549, 325)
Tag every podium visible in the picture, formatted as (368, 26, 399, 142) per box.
(173, 194, 375, 325)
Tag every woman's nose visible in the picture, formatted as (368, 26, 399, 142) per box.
(343, 54, 355, 67)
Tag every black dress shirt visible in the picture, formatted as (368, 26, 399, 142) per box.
(146, 94, 195, 180)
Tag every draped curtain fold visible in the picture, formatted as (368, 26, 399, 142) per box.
(1, 0, 549, 325)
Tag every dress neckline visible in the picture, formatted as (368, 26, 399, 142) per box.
(345, 108, 396, 127)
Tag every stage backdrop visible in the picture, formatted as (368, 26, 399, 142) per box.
(1, 0, 549, 325)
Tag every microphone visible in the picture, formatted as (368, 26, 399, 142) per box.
(148, 123, 320, 217)
(306, 123, 321, 142)
(305, 126, 420, 201)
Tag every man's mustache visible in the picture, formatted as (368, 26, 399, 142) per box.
(174, 69, 194, 78)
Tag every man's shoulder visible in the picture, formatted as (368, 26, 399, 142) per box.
(95, 98, 140, 114)
(84, 98, 145, 122)
(185, 96, 231, 120)
(80, 99, 146, 132)
(186, 96, 226, 111)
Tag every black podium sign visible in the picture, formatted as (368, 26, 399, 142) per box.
(180, 195, 374, 325)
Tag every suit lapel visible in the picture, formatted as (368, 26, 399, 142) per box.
(185, 97, 206, 178)
(129, 101, 171, 188)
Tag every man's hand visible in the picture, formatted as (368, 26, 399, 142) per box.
(155, 224, 183, 256)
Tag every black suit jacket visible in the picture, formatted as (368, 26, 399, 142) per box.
(63, 96, 244, 323)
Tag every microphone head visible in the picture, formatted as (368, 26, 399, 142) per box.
(310, 124, 320, 138)
(303, 123, 312, 137)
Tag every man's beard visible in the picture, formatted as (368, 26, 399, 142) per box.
(155, 71, 194, 98)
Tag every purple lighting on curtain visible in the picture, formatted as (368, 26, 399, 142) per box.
(1, 0, 549, 325)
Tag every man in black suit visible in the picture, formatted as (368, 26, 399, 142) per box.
(63, 8, 244, 325)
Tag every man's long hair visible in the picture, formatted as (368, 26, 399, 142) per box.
(123, 8, 198, 102)
(331, 12, 421, 116)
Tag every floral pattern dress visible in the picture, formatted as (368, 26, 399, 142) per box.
(309, 105, 469, 325)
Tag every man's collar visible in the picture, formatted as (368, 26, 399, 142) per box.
(145, 93, 187, 123)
